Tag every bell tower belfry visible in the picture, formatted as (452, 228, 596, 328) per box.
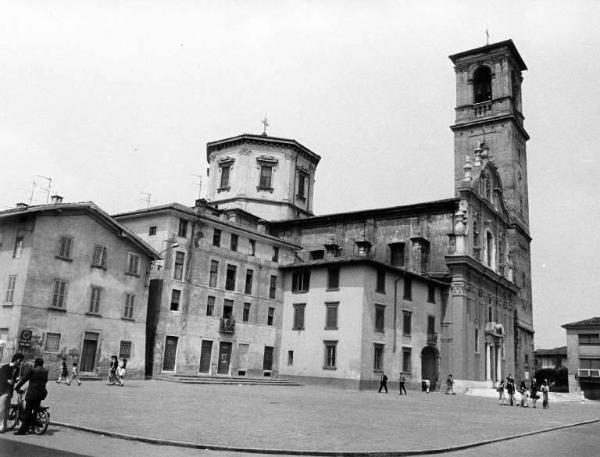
(448, 40, 534, 382)
(449, 40, 529, 233)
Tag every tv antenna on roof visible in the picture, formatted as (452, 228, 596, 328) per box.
(36, 175, 52, 203)
(140, 192, 152, 209)
(189, 173, 203, 199)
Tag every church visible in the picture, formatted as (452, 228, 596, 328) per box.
(115, 39, 534, 390)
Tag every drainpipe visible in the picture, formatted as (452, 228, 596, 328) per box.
(394, 276, 402, 353)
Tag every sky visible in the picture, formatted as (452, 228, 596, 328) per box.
(1, 0, 599, 349)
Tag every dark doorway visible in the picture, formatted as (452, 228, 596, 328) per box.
(81, 332, 99, 372)
(421, 346, 439, 389)
(218, 342, 232, 375)
(162, 336, 178, 371)
(263, 346, 274, 372)
(199, 340, 213, 374)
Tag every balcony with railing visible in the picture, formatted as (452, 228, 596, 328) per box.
(427, 333, 438, 346)
(219, 318, 236, 334)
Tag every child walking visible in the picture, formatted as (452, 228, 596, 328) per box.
(67, 362, 82, 385)
(56, 358, 69, 383)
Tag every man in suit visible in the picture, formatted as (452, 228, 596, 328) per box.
(0, 353, 24, 433)
(14, 357, 48, 435)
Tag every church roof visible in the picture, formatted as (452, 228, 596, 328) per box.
(449, 39, 527, 71)
(562, 317, 600, 329)
(206, 133, 321, 163)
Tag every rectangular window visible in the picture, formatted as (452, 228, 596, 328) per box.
(475, 328, 480, 353)
(5, 275, 17, 303)
(374, 343, 384, 371)
(579, 334, 600, 345)
(427, 315, 435, 336)
(269, 275, 277, 299)
(13, 236, 23, 258)
(376, 268, 385, 293)
(272, 246, 279, 262)
(178, 219, 188, 238)
(119, 341, 132, 358)
(123, 293, 135, 319)
(206, 296, 215, 316)
(580, 358, 600, 369)
(267, 307, 275, 326)
(230, 234, 238, 252)
(402, 311, 412, 336)
(310, 250, 324, 260)
(51, 280, 67, 308)
(89, 286, 102, 314)
(287, 350, 294, 366)
(127, 253, 140, 275)
(292, 270, 310, 293)
(324, 341, 337, 369)
(403, 276, 412, 300)
(148, 226, 157, 236)
(242, 303, 251, 322)
(293, 304, 305, 330)
(327, 267, 340, 290)
(325, 302, 339, 330)
(402, 347, 412, 373)
(245, 269, 253, 295)
(209, 260, 219, 287)
(428, 284, 436, 303)
(212, 229, 221, 247)
(45, 333, 61, 352)
(375, 304, 385, 332)
(249, 239, 256, 256)
(259, 165, 273, 188)
(58, 236, 73, 259)
(220, 164, 231, 188)
(173, 251, 185, 281)
(297, 171, 308, 199)
(225, 264, 237, 291)
(223, 299, 234, 318)
(389, 242, 405, 267)
(170, 289, 181, 311)
(92, 244, 107, 268)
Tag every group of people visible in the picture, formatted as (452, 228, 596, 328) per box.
(497, 375, 550, 409)
(0, 353, 49, 435)
(56, 358, 82, 385)
(378, 372, 455, 395)
(107, 355, 127, 386)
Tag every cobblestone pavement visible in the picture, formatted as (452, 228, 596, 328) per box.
(42, 380, 600, 453)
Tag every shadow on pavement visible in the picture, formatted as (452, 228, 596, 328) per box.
(0, 436, 89, 457)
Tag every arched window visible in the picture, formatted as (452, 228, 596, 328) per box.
(473, 66, 492, 103)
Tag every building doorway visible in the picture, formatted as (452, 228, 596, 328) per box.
(162, 336, 178, 372)
(237, 343, 249, 376)
(199, 340, 213, 374)
(421, 346, 439, 389)
(81, 332, 99, 373)
(218, 342, 232, 375)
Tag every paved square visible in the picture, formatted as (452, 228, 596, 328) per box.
(45, 381, 600, 453)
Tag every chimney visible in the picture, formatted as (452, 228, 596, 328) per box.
(15, 202, 28, 209)
(51, 195, 63, 204)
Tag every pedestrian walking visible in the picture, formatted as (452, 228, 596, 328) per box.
(56, 358, 68, 383)
(66, 362, 81, 386)
(107, 355, 119, 385)
(497, 380, 505, 405)
(506, 374, 515, 406)
(445, 374, 455, 395)
(399, 372, 407, 395)
(541, 379, 550, 409)
(519, 380, 528, 407)
(117, 358, 127, 386)
(0, 353, 24, 433)
(378, 372, 388, 393)
(530, 378, 538, 408)
(14, 358, 49, 435)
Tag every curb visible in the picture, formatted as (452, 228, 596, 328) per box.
(51, 418, 600, 456)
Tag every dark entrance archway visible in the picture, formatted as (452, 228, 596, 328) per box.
(421, 346, 439, 390)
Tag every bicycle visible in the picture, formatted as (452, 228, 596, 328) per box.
(6, 391, 50, 435)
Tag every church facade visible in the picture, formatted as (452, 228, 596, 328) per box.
(116, 40, 534, 389)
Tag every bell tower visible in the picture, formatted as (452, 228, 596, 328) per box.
(449, 40, 534, 381)
(449, 40, 529, 233)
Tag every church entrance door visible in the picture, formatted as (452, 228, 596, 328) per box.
(421, 346, 439, 390)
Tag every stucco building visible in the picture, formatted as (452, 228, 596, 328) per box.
(113, 201, 299, 377)
(0, 198, 158, 378)
(562, 317, 600, 399)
